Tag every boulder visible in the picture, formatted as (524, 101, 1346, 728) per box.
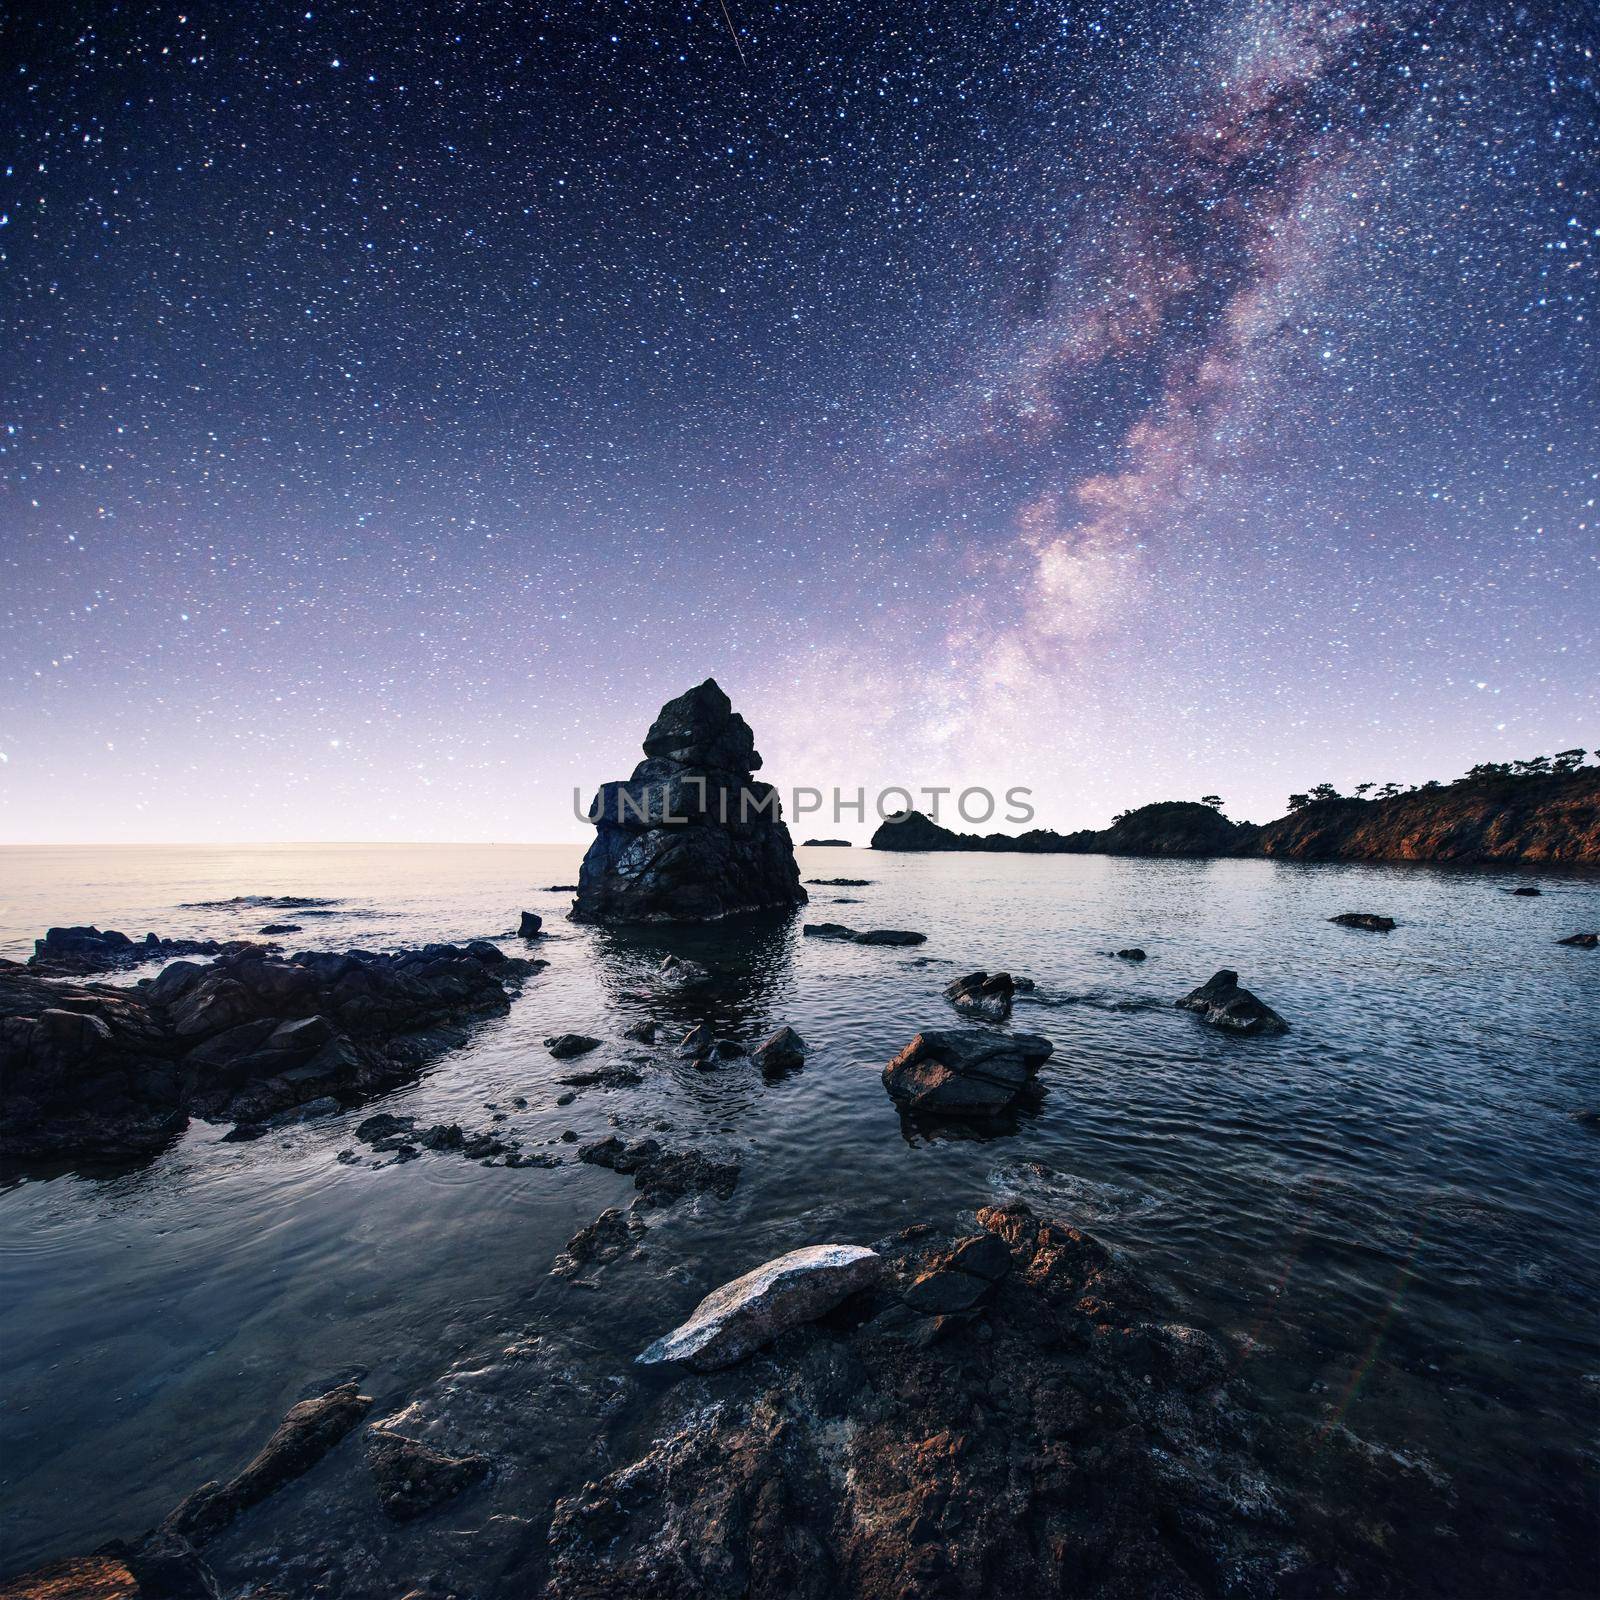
(1176, 970, 1288, 1035)
(1557, 932, 1597, 948)
(676, 1022, 716, 1058)
(257, 922, 302, 935)
(579, 1135, 740, 1206)
(854, 928, 927, 946)
(544, 1033, 601, 1060)
(1512, 885, 1542, 896)
(1114, 947, 1147, 960)
(751, 1025, 806, 1073)
(1330, 913, 1396, 931)
(571, 679, 807, 923)
(656, 954, 712, 989)
(637, 1243, 883, 1370)
(802, 838, 851, 846)
(803, 922, 858, 939)
(882, 1029, 1054, 1115)
(367, 1432, 489, 1521)
(518, 911, 543, 938)
(943, 970, 1015, 1021)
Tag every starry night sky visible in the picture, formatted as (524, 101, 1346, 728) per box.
(1, 0, 1595, 843)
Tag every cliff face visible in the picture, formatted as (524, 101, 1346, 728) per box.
(1253, 770, 1600, 864)
(870, 771, 1600, 867)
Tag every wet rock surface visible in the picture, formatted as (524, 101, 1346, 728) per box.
(552, 1207, 645, 1280)
(571, 679, 807, 924)
(803, 923, 927, 946)
(1556, 931, 1596, 947)
(0, 943, 537, 1164)
(544, 1033, 601, 1059)
(1330, 912, 1396, 931)
(942, 969, 1015, 1021)
(1176, 969, 1289, 1035)
(366, 1431, 489, 1521)
(540, 1204, 1350, 1600)
(882, 1029, 1054, 1116)
(751, 1025, 806, 1074)
(25, 926, 239, 979)
(637, 1243, 884, 1371)
(578, 1135, 741, 1207)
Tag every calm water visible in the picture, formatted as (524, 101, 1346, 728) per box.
(0, 843, 1596, 1581)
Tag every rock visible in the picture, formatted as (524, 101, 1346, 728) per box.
(943, 970, 1015, 1021)
(571, 679, 808, 923)
(802, 838, 851, 846)
(544, 1033, 601, 1060)
(882, 1029, 1054, 1115)
(713, 1038, 745, 1058)
(162, 1382, 372, 1544)
(256, 923, 303, 935)
(806, 877, 872, 886)
(803, 921, 859, 939)
(751, 1025, 806, 1073)
(579, 1135, 740, 1206)
(1330, 913, 1396, 931)
(0, 1554, 142, 1598)
(656, 954, 712, 990)
(1512, 885, 1542, 896)
(121, 1529, 221, 1598)
(518, 911, 543, 938)
(551, 1206, 643, 1279)
(637, 1243, 883, 1370)
(1176, 969, 1289, 1035)
(853, 928, 927, 946)
(25, 926, 233, 979)
(367, 1431, 489, 1521)
(544, 883, 579, 891)
(1113, 947, 1147, 960)
(3, 940, 541, 1161)
(676, 1022, 716, 1058)
(1557, 932, 1597, 948)
(355, 1112, 415, 1145)
(902, 1231, 1012, 1314)
(621, 1019, 658, 1043)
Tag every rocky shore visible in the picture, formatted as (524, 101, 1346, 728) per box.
(0, 941, 539, 1164)
(871, 765, 1600, 866)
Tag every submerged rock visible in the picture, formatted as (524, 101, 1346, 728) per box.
(256, 922, 302, 936)
(1330, 912, 1396, 931)
(551, 1206, 644, 1280)
(805, 877, 872, 886)
(1113, 946, 1147, 960)
(571, 679, 807, 924)
(802, 921, 858, 939)
(1557, 931, 1597, 948)
(637, 1243, 883, 1371)
(367, 1431, 489, 1521)
(1512, 885, 1542, 896)
(1176, 969, 1289, 1035)
(802, 923, 927, 946)
(882, 1029, 1054, 1115)
(943, 970, 1016, 1021)
(578, 1135, 740, 1206)
(163, 1382, 372, 1544)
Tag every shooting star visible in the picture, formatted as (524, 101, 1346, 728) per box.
(716, 0, 748, 66)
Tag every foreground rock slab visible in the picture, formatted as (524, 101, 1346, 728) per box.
(571, 678, 807, 923)
(1176, 969, 1289, 1034)
(637, 1243, 883, 1370)
(883, 1028, 1054, 1115)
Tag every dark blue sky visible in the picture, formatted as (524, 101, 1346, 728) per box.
(2, 0, 1594, 841)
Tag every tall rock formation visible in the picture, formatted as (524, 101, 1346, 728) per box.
(571, 679, 808, 923)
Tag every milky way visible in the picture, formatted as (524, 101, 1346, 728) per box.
(1, 0, 1594, 842)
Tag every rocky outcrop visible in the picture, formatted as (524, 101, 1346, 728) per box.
(1557, 931, 1597, 948)
(882, 1029, 1053, 1115)
(1330, 912, 1396, 931)
(571, 679, 807, 923)
(1176, 969, 1288, 1035)
(871, 768, 1600, 866)
(27, 926, 238, 979)
(802, 838, 851, 846)
(0, 943, 537, 1164)
(578, 1135, 741, 1207)
(636, 1243, 884, 1370)
(543, 1203, 1327, 1600)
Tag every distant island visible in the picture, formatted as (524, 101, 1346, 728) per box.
(802, 838, 852, 847)
(872, 754, 1600, 866)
